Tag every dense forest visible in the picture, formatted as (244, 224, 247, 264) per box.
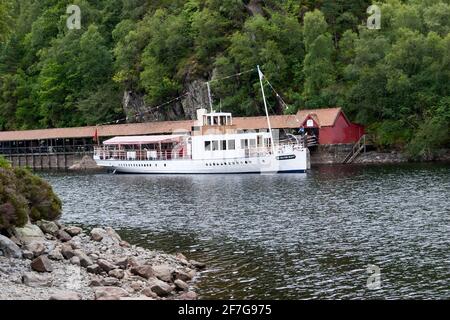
(0, 0, 449, 158)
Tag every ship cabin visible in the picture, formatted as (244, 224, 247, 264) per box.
(190, 108, 273, 160)
(94, 108, 275, 162)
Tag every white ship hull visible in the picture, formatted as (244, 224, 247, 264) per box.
(95, 149, 309, 174)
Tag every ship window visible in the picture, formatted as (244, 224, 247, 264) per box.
(205, 141, 211, 151)
(212, 140, 219, 151)
(228, 140, 235, 150)
(213, 117, 219, 125)
(249, 139, 256, 148)
(207, 116, 212, 126)
(220, 140, 227, 150)
(240, 139, 249, 149)
(257, 135, 263, 147)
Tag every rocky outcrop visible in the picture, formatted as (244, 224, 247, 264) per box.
(68, 156, 100, 171)
(245, 0, 264, 16)
(12, 222, 45, 245)
(181, 79, 210, 118)
(354, 151, 408, 164)
(122, 76, 211, 123)
(0, 235, 22, 258)
(0, 222, 205, 300)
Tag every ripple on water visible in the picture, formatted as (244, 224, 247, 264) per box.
(40, 163, 450, 299)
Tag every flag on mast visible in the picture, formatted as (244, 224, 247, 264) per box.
(93, 128, 99, 144)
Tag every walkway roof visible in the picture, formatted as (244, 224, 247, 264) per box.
(0, 108, 343, 142)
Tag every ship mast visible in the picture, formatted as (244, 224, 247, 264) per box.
(206, 81, 213, 113)
(257, 65, 275, 155)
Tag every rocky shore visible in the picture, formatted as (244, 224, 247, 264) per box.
(0, 221, 204, 300)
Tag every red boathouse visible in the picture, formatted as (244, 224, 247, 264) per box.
(296, 108, 365, 145)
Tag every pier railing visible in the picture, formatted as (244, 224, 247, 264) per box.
(94, 148, 191, 161)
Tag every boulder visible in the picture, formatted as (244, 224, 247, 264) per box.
(0, 235, 22, 258)
(56, 229, 72, 242)
(119, 241, 131, 248)
(74, 249, 93, 268)
(105, 227, 122, 242)
(61, 243, 75, 259)
(86, 264, 103, 274)
(48, 248, 64, 261)
(13, 222, 45, 244)
(189, 260, 206, 270)
(45, 234, 56, 240)
(174, 279, 189, 291)
(142, 287, 158, 298)
(22, 250, 34, 260)
(176, 253, 189, 265)
(49, 291, 82, 300)
(173, 269, 193, 282)
(129, 281, 146, 292)
(89, 253, 99, 261)
(70, 256, 81, 266)
(31, 255, 53, 272)
(130, 265, 154, 279)
(153, 264, 173, 282)
(97, 259, 117, 272)
(25, 241, 46, 258)
(114, 257, 128, 269)
(179, 291, 198, 300)
(146, 277, 173, 297)
(89, 275, 103, 287)
(22, 272, 53, 287)
(36, 220, 59, 236)
(127, 256, 140, 268)
(64, 226, 82, 237)
(100, 277, 120, 287)
(90, 228, 106, 242)
(94, 287, 129, 300)
(109, 269, 125, 280)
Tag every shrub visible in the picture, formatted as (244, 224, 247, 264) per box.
(407, 99, 450, 160)
(0, 168, 29, 229)
(13, 167, 62, 222)
(0, 156, 62, 229)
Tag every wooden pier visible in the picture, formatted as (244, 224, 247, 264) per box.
(0, 108, 366, 169)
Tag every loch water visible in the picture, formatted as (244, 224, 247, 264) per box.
(40, 163, 450, 299)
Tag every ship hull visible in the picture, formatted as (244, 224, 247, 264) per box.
(95, 149, 309, 174)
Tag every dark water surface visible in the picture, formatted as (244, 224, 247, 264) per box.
(40, 163, 450, 299)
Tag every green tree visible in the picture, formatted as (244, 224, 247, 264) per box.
(302, 10, 335, 108)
